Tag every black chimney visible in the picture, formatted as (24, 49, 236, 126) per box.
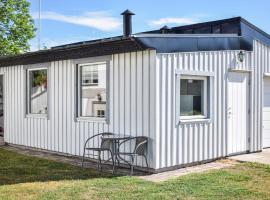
(121, 9, 135, 37)
(160, 25, 170, 34)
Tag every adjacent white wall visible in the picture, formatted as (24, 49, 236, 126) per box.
(2, 50, 157, 168)
(154, 40, 269, 169)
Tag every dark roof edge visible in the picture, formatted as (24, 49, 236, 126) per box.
(0, 37, 152, 67)
(171, 17, 241, 31)
(239, 17, 270, 41)
(0, 37, 142, 61)
(142, 16, 270, 42)
(140, 17, 242, 34)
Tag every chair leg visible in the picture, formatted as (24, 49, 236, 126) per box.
(143, 155, 149, 169)
(82, 148, 86, 168)
(109, 150, 115, 174)
(98, 151, 101, 171)
(130, 156, 134, 176)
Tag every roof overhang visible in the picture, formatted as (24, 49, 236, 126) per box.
(0, 37, 151, 67)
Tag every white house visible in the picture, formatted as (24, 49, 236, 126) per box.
(0, 10, 270, 172)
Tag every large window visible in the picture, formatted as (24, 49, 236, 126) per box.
(180, 76, 207, 119)
(78, 62, 107, 118)
(27, 68, 48, 114)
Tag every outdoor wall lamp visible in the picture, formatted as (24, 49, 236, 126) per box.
(237, 50, 245, 63)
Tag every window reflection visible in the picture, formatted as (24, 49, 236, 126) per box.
(180, 79, 203, 116)
(80, 63, 107, 118)
(28, 69, 48, 114)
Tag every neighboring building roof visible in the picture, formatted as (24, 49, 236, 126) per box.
(144, 17, 270, 40)
(140, 17, 270, 52)
(0, 17, 270, 66)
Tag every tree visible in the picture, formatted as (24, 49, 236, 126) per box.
(0, 0, 35, 56)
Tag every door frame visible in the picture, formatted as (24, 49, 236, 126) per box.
(226, 70, 251, 156)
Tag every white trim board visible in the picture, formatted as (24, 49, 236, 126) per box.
(175, 70, 215, 77)
(228, 68, 252, 73)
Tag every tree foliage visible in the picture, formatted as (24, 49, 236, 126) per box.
(0, 0, 35, 56)
(32, 70, 47, 87)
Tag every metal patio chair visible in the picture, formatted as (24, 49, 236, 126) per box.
(82, 132, 115, 172)
(118, 136, 149, 175)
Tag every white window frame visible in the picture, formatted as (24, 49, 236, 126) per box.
(77, 61, 109, 122)
(26, 67, 48, 117)
(180, 75, 208, 120)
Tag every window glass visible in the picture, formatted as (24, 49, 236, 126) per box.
(80, 63, 107, 118)
(193, 26, 211, 34)
(221, 22, 239, 34)
(180, 79, 204, 116)
(28, 69, 48, 114)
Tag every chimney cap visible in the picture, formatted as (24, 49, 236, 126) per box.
(160, 25, 171, 34)
(160, 25, 170, 31)
(121, 9, 135, 15)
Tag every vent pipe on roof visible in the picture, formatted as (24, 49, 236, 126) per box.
(160, 25, 170, 34)
(121, 9, 135, 37)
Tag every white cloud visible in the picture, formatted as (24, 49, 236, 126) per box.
(149, 17, 197, 27)
(32, 11, 121, 31)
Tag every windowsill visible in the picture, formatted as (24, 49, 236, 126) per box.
(228, 68, 252, 73)
(76, 117, 108, 123)
(180, 115, 207, 120)
(26, 114, 47, 119)
(179, 118, 211, 124)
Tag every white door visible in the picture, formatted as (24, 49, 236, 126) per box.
(227, 72, 250, 155)
(263, 78, 270, 148)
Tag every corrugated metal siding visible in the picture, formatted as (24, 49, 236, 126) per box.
(254, 40, 270, 151)
(2, 50, 156, 168)
(2, 40, 270, 170)
(155, 50, 258, 169)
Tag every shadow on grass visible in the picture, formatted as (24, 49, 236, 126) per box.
(0, 148, 118, 186)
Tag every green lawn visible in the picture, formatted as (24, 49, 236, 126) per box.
(0, 148, 270, 200)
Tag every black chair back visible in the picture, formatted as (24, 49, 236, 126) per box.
(134, 136, 148, 155)
(100, 132, 114, 150)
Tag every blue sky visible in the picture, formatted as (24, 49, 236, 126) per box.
(28, 0, 270, 50)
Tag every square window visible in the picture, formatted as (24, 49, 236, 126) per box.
(180, 76, 207, 119)
(78, 62, 107, 118)
(27, 69, 48, 114)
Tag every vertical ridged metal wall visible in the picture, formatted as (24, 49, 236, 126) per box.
(155, 40, 268, 169)
(1, 40, 269, 170)
(2, 50, 157, 168)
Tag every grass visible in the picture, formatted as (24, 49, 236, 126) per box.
(0, 148, 270, 200)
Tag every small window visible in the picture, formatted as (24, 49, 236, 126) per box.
(78, 62, 107, 118)
(180, 76, 207, 119)
(27, 68, 48, 114)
